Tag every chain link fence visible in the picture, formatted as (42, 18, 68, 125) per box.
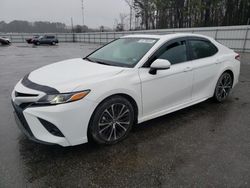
(1, 25, 249, 52)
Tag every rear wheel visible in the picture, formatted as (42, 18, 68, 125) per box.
(89, 96, 134, 144)
(214, 72, 233, 102)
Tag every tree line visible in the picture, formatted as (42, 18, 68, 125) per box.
(0, 20, 70, 33)
(0, 20, 106, 33)
(0, 20, 112, 33)
(133, 0, 250, 30)
(1, 0, 250, 33)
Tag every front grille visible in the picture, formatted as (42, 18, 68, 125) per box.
(15, 91, 38, 97)
(19, 102, 33, 110)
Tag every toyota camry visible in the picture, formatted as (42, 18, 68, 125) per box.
(11, 33, 240, 146)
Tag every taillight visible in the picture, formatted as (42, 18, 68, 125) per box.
(235, 54, 240, 61)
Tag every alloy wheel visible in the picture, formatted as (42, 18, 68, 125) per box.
(215, 73, 233, 102)
(98, 103, 131, 142)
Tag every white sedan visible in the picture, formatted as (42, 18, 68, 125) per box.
(11, 33, 240, 146)
(0, 37, 11, 45)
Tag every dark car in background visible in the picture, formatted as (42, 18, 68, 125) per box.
(33, 35, 59, 45)
(26, 35, 40, 44)
(0, 37, 11, 45)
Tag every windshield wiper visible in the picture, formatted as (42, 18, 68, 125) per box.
(94, 61, 112, 66)
(83, 57, 94, 62)
(84, 57, 112, 66)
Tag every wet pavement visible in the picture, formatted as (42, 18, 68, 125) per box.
(0, 43, 250, 187)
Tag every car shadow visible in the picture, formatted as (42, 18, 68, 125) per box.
(0, 44, 11, 47)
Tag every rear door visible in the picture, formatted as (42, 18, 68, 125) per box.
(48, 36, 55, 43)
(187, 38, 221, 100)
(45, 36, 51, 44)
(40, 36, 47, 44)
(139, 38, 194, 117)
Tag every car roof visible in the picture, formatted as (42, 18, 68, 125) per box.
(122, 33, 213, 41)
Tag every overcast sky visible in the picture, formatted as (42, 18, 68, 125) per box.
(0, 0, 129, 28)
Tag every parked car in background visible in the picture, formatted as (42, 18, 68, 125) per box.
(11, 33, 240, 146)
(26, 35, 40, 44)
(0, 37, 11, 45)
(33, 35, 59, 45)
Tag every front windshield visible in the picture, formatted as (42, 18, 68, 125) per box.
(86, 38, 158, 68)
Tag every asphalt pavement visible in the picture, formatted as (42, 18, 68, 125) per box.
(0, 43, 250, 188)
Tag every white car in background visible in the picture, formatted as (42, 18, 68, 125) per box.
(11, 33, 240, 146)
(0, 36, 11, 45)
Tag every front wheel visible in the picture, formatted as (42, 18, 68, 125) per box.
(214, 72, 233, 102)
(89, 96, 135, 145)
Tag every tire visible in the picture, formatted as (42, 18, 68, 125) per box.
(51, 41, 56, 45)
(89, 96, 135, 145)
(36, 41, 40, 45)
(214, 72, 233, 102)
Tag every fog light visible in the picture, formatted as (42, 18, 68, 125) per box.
(38, 118, 64, 137)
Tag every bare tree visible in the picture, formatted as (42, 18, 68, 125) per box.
(115, 13, 128, 31)
(124, 0, 134, 30)
(133, 0, 250, 30)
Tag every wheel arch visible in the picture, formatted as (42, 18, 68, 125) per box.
(92, 93, 139, 123)
(223, 69, 234, 84)
(87, 93, 139, 141)
(115, 93, 139, 124)
(213, 68, 235, 95)
(217, 68, 235, 86)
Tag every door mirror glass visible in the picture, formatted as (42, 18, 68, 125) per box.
(149, 59, 171, 75)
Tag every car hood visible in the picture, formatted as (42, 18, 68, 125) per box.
(28, 58, 125, 93)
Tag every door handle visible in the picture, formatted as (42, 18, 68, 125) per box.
(183, 67, 193, 72)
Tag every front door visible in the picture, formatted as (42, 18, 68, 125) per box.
(139, 39, 193, 118)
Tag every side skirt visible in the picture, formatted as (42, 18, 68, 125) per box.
(138, 96, 211, 124)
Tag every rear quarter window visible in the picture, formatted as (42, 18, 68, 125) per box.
(189, 40, 218, 60)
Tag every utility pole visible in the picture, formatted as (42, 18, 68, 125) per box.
(71, 17, 75, 42)
(71, 17, 74, 33)
(81, 0, 85, 31)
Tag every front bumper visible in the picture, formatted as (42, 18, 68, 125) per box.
(12, 101, 54, 145)
(12, 98, 97, 146)
(11, 80, 97, 146)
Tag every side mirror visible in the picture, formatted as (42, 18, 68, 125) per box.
(149, 59, 171, 75)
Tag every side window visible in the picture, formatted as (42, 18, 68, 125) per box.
(158, 41, 187, 65)
(189, 40, 218, 60)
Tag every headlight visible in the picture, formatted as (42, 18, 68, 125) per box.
(37, 90, 90, 105)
